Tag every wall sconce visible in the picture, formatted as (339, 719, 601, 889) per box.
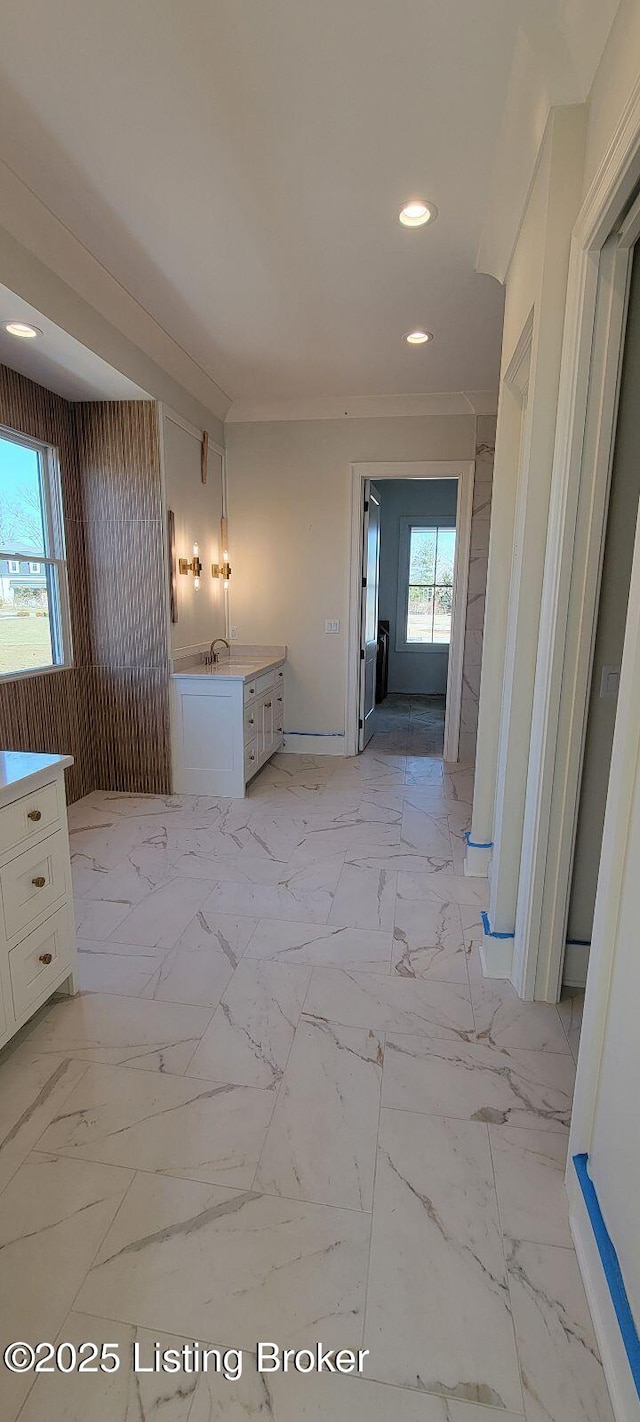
(212, 517, 231, 589)
(179, 542, 203, 590)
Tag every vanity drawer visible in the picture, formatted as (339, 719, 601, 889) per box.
(0, 830, 68, 941)
(244, 703, 258, 743)
(0, 780, 61, 857)
(256, 670, 275, 696)
(245, 737, 258, 778)
(9, 906, 72, 1020)
(244, 679, 257, 705)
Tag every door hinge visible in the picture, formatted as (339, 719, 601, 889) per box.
(364, 500, 369, 512)
(362, 576, 367, 588)
(360, 648, 365, 660)
(359, 718, 363, 729)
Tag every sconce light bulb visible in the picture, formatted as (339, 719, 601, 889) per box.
(194, 576, 200, 590)
(193, 542, 199, 556)
(223, 578, 229, 590)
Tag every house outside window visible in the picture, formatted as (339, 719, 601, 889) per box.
(396, 519, 457, 650)
(0, 428, 72, 677)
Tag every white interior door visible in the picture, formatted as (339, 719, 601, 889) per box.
(359, 482, 381, 750)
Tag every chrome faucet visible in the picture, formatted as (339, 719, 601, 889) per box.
(207, 637, 230, 665)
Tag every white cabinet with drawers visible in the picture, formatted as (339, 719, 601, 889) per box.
(170, 648, 286, 798)
(0, 752, 77, 1052)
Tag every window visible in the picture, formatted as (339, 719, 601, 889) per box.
(0, 429, 72, 677)
(397, 521, 456, 648)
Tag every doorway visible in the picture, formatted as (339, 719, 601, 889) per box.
(563, 238, 640, 989)
(346, 461, 475, 761)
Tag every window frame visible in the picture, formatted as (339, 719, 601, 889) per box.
(395, 515, 457, 653)
(0, 424, 73, 681)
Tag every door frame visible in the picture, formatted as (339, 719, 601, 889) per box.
(345, 461, 475, 761)
(513, 76, 640, 1005)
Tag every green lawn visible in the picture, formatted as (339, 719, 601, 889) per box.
(0, 612, 54, 675)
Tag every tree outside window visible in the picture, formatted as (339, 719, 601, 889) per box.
(406, 525, 456, 644)
(0, 431, 71, 676)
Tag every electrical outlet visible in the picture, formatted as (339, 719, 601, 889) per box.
(229, 626, 239, 641)
(324, 619, 340, 634)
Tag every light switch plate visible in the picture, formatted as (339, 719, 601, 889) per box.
(229, 626, 238, 641)
(324, 619, 340, 634)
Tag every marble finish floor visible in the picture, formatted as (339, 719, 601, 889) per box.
(0, 734, 608, 1422)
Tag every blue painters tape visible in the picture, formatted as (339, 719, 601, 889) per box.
(573, 1152, 640, 1398)
(465, 830, 494, 850)
(481, 911, 514, 940)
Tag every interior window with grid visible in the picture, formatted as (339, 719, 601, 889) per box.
(406, 524, 456, 644)
(0, 430, 71, 677)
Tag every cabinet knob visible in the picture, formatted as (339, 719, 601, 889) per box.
(249, 717, 254, 725)
(277, 727, 283, 733)
(249, 687, 255, 695)
(32, 875, 46, 889)
(38, 952, 53, 965)
(249, 753, 255, 762)
(277, 696, 283, 703)
(28, 809, 42, 822)
(265, 700, 272, 708)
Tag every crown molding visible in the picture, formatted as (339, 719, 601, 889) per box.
(0, 158, 231, 427)
(225, 390, 497, 424)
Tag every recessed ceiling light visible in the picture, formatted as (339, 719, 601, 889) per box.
(399, 201, 437, 228)
(405, 330, 433, 345)
(3, 321, 43, 339)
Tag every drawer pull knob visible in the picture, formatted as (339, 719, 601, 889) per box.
(277, 696, 283, 703)
(277, 726, 283, 733)
(38, 952, 53, 965)
(249, 716, 254, 725)
(249, 688, 255, 695)
(28, 809, 42, 822)
(32, 875, 46, 889)
(265, 700, 272, 708)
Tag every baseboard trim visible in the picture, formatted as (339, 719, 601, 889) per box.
(281, 733, 346, 756)
(568, 1168, 639, 1421)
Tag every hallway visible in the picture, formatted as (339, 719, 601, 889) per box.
(0, 744, 610, 1422)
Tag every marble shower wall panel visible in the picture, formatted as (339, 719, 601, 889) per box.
(460, 414, 495, 763)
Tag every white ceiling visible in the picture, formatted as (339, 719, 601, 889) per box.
(0, 284, 150, 401)
(0, 0, 530, 402)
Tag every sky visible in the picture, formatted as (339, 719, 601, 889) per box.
(0, 435, 45, 553)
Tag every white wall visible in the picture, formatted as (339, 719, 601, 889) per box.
(377, 478, 457, 696)
(225, 415, 477, 741)
(161, 412, 226, 662)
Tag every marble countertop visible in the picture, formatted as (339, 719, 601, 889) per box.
(0, 750, 73, 807)
(171, 646, 286, 684)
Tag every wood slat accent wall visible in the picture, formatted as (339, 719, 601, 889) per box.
(0, 368, 171, 800)
(0, 366, 93, 802)
(74, 401, 170, 795)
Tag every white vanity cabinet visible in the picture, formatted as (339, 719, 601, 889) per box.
(171, 651, 286, 797)
(0, 752, 77, 1052)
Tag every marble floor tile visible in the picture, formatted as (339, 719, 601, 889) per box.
(76, 1171, 370, 1351)
(76, 940, 163, 996)
(392, 897, 468, 983)
(489, 1125, 572, 1247)
(245, 918, 393, 973)
(190, 1367, 525, 1421)
(71, 858, 166, 906)
(328, 863, 397, 930)
(255, 1019, 383, 1210)
(202, 855, 344, 924)
(0, 1151, 133, 1421)
(109, 877, 215, 949)
(507, 1239, 615, 1422)
(74, 896, 133, 940)
(0, 1047, 87, 1194)
(187, 960, 312, 1086)
(365, 1109, 523, 1412)
(400, 803, 453, 859)
(382, 1035, 575, 1129)
(404, 759, 445, 784)
(471, 978, 570, 1053)
(24, 992, 213, 1074)
(557, 988, 585, 1061)
(142, 942, 235, 1007)
(17, 1314, 201, 1422)
(174, 907, 257, 968)
(397, 870, 489, 909)
(37, 1061, 275, 1187)
(304, 968, 474, 1040)
(345, 848, 452, 873)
